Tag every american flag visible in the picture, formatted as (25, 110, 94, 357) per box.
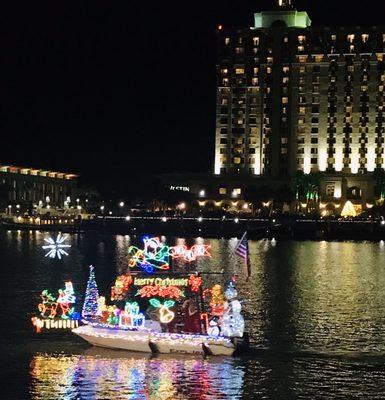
(235, 231, 251, 279)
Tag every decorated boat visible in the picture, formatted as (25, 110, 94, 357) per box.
(72, 237, 249, 356)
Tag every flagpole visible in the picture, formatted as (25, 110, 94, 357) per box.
(233, 231, 251, 280)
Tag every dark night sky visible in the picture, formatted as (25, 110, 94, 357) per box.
(1, 1, 384, 185)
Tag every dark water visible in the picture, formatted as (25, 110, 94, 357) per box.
(1, 230, 385, 399)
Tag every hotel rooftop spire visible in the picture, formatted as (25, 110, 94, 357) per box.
(254, 0, 311, 28)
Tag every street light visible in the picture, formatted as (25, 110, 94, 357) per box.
(198, 216, 203, 222)
(119, 202, 125, 208)
(125, 216, 131, 221)
(161, 216, 167, 222)
(199, 190, 205, 197)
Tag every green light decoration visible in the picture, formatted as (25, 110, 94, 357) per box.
(149, 299, 175, 324)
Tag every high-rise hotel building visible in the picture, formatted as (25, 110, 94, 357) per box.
(214, 0, 385, 202)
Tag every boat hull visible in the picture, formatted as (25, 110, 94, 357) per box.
(72, 325, 241, 356)
(73, 325, 152, 353)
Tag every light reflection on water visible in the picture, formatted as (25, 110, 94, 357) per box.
(2, 231, 385, 398)
(29, 350, 244, 400)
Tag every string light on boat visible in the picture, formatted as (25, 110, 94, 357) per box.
(170, 244, 211, 262)
(82, 266, 100, 320)
(111, 275, 133, 301)
(188, 275, 202, 293)
(128, 237, 170, 273)
(119, 302, 145, 329)
(32, 281, 78, 333)
(149, 299, 175, 324)
(42, 233, 71, 259)
(137, 285, 184, 300)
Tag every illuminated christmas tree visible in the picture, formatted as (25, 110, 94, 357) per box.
(82, 265, 100, 321)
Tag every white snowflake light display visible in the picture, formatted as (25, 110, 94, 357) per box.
(43, 233, 71, 259)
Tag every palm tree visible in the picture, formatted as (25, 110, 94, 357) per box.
(292, 171, 321, 213)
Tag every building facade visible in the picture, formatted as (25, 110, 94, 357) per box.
(214, 0, 385, 206)
(0, 164, 78, 211)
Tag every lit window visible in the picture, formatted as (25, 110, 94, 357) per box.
(233, 158, 241, 164)
(233, 188, 242, 195)
(253, 37, 259, 46)
(362, 34, 369, 43)
(298, 35, 306, 44)
(235, 47, 244, 55)
(326, 184, 335, 196)
(235, 68, 245, 75)
(219, 188, 227, 195)
(282, 97, 288, 104)
(221, 68, 228, 75)
(331, 34, 337, 41)
(347, 34, 355, 43)
(225, 38, 230, 45)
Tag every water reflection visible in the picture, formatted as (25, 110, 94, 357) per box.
(29, 349, 245, 400)
(3, 232, 385, 398)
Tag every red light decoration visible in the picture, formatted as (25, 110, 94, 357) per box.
(137, 285, 184, 300)
(203, 284, 225, 317)
(188, 275, 202, 292)
(170, 244, 211, 262)
(111, 275, 133, 301)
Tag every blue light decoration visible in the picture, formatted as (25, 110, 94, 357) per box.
(119, 302, 145, 329)
(82, 265, 100, 321)
(128, 237, 170, 274)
